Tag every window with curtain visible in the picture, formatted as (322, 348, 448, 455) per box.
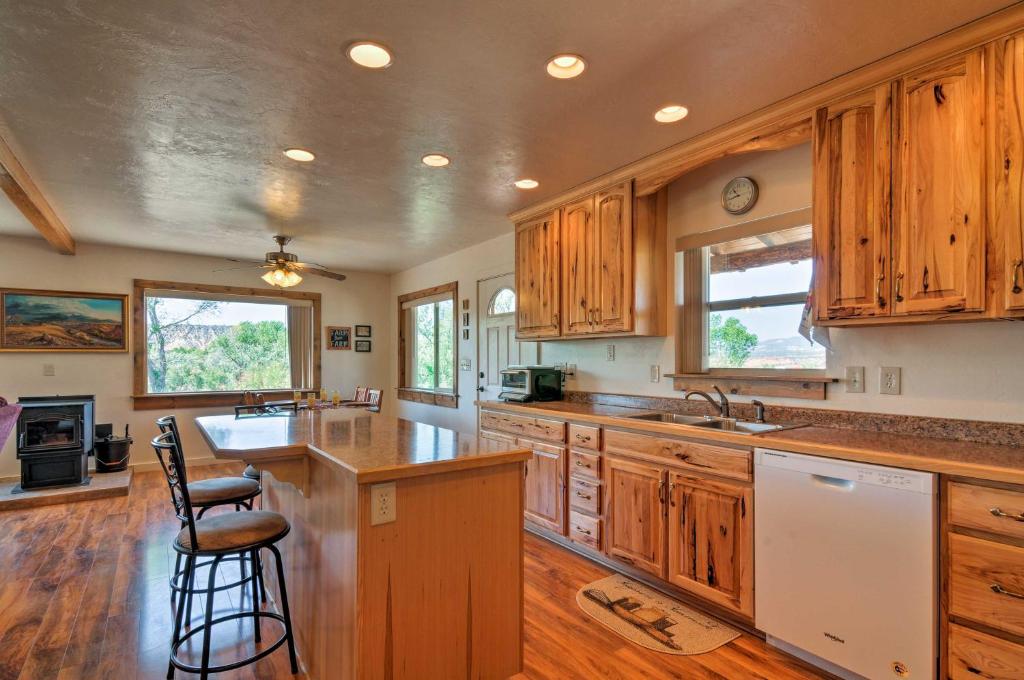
(135, 282, 319, 401)
(398, 282, 458, 405)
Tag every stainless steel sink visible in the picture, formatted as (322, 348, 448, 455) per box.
(625, 411, 793, 435)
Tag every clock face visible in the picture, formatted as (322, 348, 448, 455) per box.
(722, 177, 758, 215)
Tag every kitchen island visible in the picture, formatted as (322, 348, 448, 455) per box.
(196, 408, 531, 680)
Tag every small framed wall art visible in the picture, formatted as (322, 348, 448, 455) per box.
(355, 340, 371, 352)
(326, 326, 351, 350)
(355, 325, 372, 337)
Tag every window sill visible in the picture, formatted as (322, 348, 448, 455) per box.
(397, 388, 458, 409)
(666, 370, 836, 400)
(132, 390, 299, 411)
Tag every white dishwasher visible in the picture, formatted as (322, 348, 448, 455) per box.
(754, 449, 936, 680)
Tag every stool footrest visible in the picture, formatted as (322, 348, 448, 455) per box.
(170, 611, 289, 674)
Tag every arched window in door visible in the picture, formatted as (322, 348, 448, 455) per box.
(487, 287, 516, 316)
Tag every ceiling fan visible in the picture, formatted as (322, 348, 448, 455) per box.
(216, 235, 347, 288)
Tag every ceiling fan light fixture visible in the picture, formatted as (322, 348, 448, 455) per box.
(347, 41, 393, 69)
(283, 148, 316, 162)
(546, 54, 585, 79)
(262, 267, 303, 288)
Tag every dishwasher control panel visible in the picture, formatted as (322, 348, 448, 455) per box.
(756, 449, 935, 495)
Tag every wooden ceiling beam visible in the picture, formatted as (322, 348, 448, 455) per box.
(0, 134, 75, 255)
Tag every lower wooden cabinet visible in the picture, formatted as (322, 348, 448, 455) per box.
(522, 439, 566, 534)
(948, 623, 1024, 680)
(667, 473, 753, 617)
(604, 456, 667, 578)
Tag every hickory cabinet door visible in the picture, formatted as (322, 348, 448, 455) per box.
(591, 183, 634, 333)
(605, 456, 666, 578)
(561, 196, 597, 336)
(523, 440, 566, 534)
(667, 473, 753, 618)
(893, 49, 986, 315)
(515, 211, 561, 339)
(992, 34, 1024, 313)
(812, 84, 892, 320)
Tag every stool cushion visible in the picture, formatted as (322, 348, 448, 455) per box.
(187, 476, 260, 505)
(175, 510, 289, 553)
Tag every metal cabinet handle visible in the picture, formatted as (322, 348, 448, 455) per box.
(875, 272, 886, 307)
(575, 460, 590, 468)
(575, 526, 592, 536)
(575, 491, 592, 500)
(657, 480, 667, 504)
(989, 507, 1024, 522)
(895, 272, 905, 303)
(552, 312, 559, 327)
(575, 433, 591, 442)
(1012, 259, 1023, 295)
(991, 583, 1024, 600)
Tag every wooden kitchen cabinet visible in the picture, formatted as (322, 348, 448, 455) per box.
(992, 33, 1024, 313)
(521, 439, 566, 534)
(561, 196, 596, 335)
(604, 456, 666, 578)
(892, 49, 987, 315)
(667, 473, 753, 617)
(812, 84, 893, 321)
(515, 211, 561, 339)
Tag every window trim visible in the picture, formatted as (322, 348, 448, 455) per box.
(397, 281, 458, 408)
(672, 208, 834, 400)
(131, 279, 321, 411)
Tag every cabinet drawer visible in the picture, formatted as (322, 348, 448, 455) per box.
(569, 511, 601, 551)
(480, 429, 515, 444)
(569, 450, 601, 480)
(570, 477, 601, 515)
(480, 410, 566, 443)
(950, 482, 1024, 541)
(950, 533, 1024, 637)
(948, 623, 1024, 680)
(569, 423, 601, 450)
(604, 429, 751, 482)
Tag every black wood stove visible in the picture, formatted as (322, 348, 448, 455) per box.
(15, 395, 94, 490)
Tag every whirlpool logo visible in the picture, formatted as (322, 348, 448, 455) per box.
(823, 631, 846, 644)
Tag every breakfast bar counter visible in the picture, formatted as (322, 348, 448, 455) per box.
(196, 409, 531, 680)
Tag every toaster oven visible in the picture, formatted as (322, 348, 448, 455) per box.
(498, 366, 562, 402)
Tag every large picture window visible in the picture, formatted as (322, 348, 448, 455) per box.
(132, 280, 320, 409)
(398, 282, 458, 408)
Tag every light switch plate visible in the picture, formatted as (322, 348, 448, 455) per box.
(650, 365, 661, 383)
(370, 482, 397, 525)
(845, 366, 865, 393)
(879, 366, 902, 395)
(42, 363, 55, 376)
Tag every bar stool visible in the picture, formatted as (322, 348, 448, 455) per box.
(152, 430, 298, 679)
(155, 415, 266, 616)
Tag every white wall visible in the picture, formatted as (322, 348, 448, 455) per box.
(389, 233, 515, 434)
(392, 144, 1024, 429)
(0, 236, 392, 478)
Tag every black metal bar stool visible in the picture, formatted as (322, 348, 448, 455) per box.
(152, 430, 298, 680)
(155, 415, 266, 620)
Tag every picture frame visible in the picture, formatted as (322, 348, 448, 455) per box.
(462, 312, 470, 327)
(355, 324, 372, 337)
(461, 299, 470, 311)
(462, 329, 470, 340)
(326, 326, 352, 350)
(354, 340, 371, 352)
(0, 288, 130, 352)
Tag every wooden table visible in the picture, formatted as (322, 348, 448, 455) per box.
(196, 409, 531, 680)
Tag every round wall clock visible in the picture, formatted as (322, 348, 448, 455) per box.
(721, 176, 758, 215)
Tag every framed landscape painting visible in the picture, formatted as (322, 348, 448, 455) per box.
(1, 289, 129, 352)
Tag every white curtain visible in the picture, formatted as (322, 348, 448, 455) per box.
(288, 306, 314, 388)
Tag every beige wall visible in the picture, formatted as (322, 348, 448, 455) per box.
(0, 236, 392, 479)
(392, 144, 1024, 430)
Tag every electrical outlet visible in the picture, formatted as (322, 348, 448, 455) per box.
(42, 363, 55, 377)
(606, 344, 615, 362)
(650, 365, 661, 383)
(845, 366, 865, 393)
(879, 366, 902, 395)
(370, 482, 397, 525)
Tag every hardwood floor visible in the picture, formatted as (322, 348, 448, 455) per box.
(0, 465, 825, 679)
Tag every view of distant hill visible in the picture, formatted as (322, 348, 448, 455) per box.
(745, 336, 825, 369)
(157, 324, 231, 350)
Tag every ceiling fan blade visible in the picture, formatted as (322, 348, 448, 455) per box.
(212, 264, 267, 272)
(303, 268, 347, 282)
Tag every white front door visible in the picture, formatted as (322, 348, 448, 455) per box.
(477, 274, 538, 403)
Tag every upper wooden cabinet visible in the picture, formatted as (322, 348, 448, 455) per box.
(812, 85, 892, 320)
(992, 34, 1024, 313)
(515, 182, 665, 339)
(893, 50, 987, 315)
(515, 211, 561, 338)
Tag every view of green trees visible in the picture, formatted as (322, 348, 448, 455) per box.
(708, 313, 759, 368)
(146, 297, 291, 393)
(413, 299, 454, 390)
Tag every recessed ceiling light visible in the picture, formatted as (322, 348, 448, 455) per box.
(654, 104, 689, 123)
(546, 54, 586, 79)
(514, 179, 539, 189)
(421, 154, 450, 167)
(347, 41, 392, 69)
(283, 148, 315, 162)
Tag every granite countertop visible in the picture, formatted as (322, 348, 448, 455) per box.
(196, 409, 531, 484)
(479, 400, 1024, 484)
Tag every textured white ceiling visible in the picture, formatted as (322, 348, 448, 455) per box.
(0, 0, 1014, 272)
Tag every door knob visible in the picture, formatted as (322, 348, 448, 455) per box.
(476, 386, 485, 392)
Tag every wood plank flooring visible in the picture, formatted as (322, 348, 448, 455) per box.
(0, 465, 825, 679)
